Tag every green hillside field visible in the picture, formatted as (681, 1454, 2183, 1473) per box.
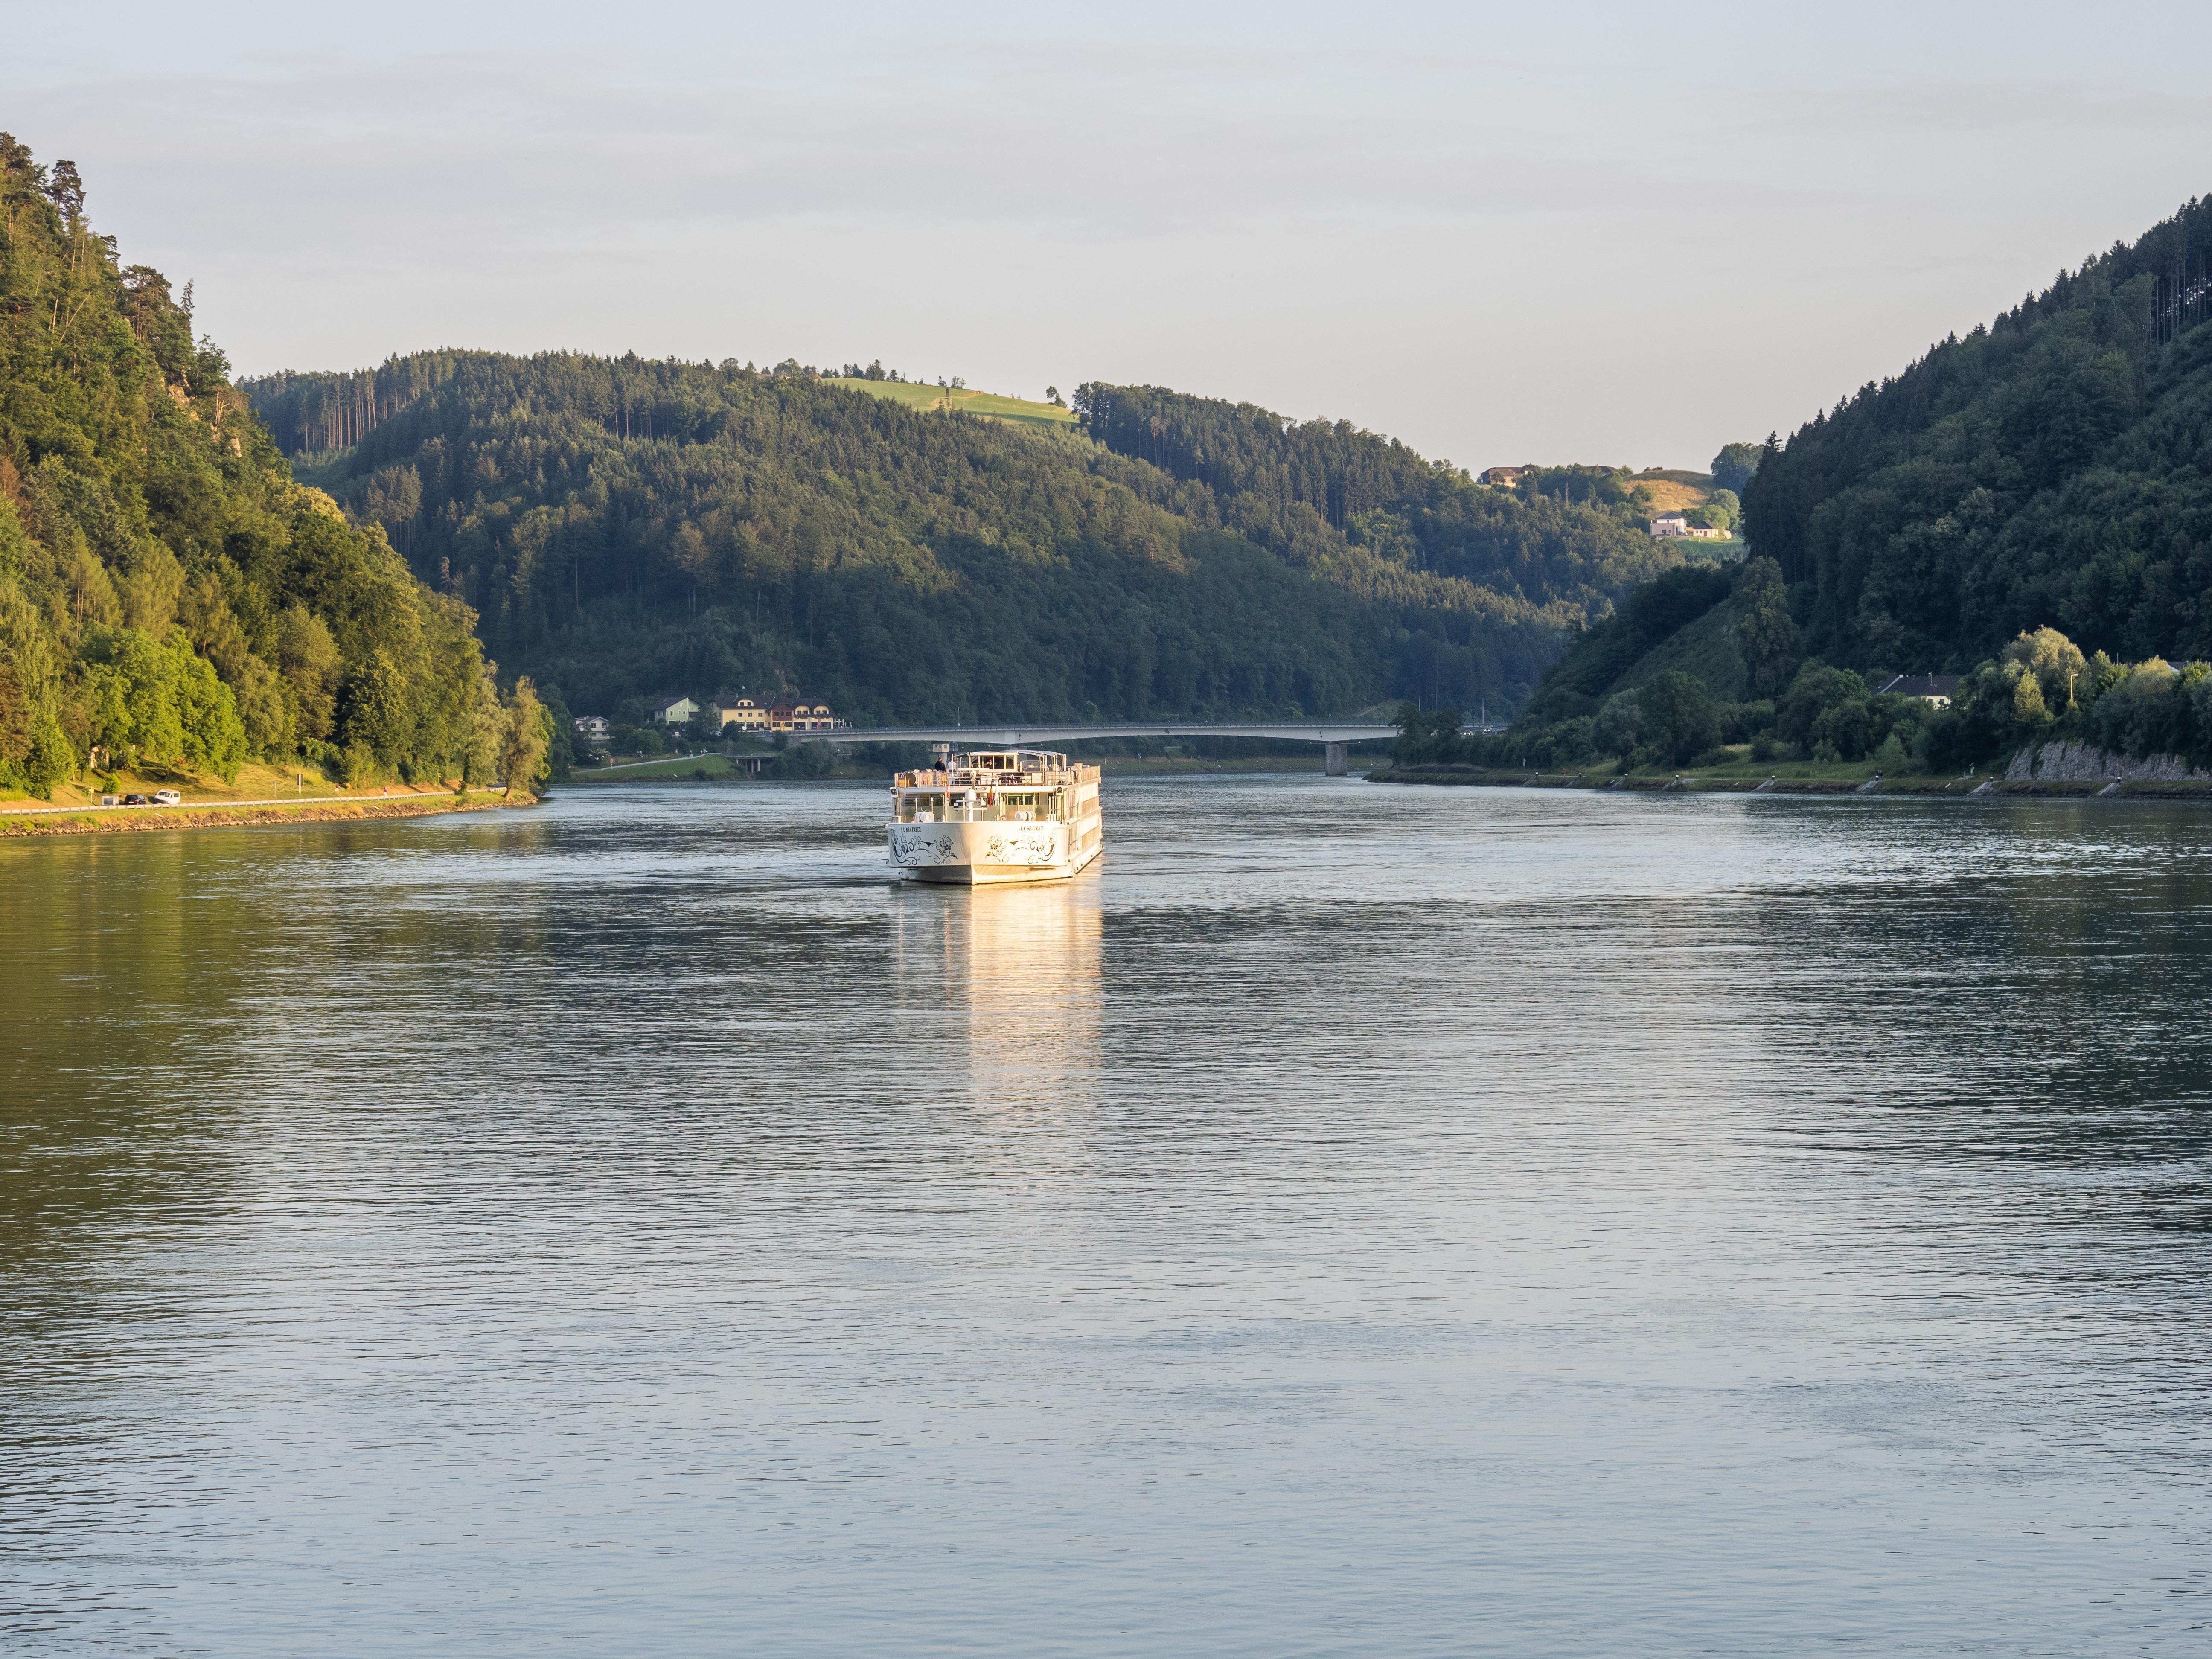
(824, 378, 1077, 429)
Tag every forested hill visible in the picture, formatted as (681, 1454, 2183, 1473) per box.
(1743, 194, 2212, 670)
(243, 353, 1699, 724)
(0, 137, 512, 798)
(1072, 382, 1685, 623)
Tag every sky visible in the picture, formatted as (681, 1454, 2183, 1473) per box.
(8, 0, 2211, 472)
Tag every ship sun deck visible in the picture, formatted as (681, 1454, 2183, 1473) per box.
(892, 750, 1086, 824)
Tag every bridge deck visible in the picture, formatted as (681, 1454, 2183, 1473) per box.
(793, 722, 1429, 746)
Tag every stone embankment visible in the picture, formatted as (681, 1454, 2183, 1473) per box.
(2004, 741, 2212, 784)
(0, 792, 516, 838)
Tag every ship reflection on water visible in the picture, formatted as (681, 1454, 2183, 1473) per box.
(892, 875, 1104, 1116)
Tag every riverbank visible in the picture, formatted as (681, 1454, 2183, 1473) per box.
(0, 761, 524, 836)
(1365, 763, 2212, 798)
(0, 788, 518, 838)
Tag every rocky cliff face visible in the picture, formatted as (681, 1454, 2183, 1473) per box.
(2005, 741, 2212, 783)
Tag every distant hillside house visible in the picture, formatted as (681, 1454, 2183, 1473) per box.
(573, 715, 610, 740)
(768, 700, 842, 732)
(1650, 515, 1727, 540)
(1877, 674, 1961, 706)
(707, 696, 768, 731)
(1482, 465, 1534, 486)
(651, 694, 699, 726)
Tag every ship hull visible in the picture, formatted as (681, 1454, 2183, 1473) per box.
(888, 820, 1102, 885)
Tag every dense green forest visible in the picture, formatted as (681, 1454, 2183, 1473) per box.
(1743, 195, 2212, 669)
(0, 137, 541, 797)
(243, 355, 1709, 725)
(1404, 195, 2212, 779)
(1070, 383, 1701, 617)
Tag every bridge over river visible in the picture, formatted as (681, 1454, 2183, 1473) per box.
(786, 720, 1499, 776)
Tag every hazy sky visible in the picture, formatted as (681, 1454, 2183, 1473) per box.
(9, 1, 2210, 471)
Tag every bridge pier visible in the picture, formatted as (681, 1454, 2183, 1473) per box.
(1324, 741, 1348, 777)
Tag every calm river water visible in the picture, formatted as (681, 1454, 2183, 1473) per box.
(3, 775, 2209, 1655)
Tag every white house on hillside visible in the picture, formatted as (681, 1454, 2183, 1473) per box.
(1876, 675, 1961, 706)
(1651, 515, 1727, 541)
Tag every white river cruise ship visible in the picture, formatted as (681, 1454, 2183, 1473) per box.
(888, 748, 1103, 885)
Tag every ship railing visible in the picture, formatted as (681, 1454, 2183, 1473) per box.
(896, 800, 1064, 825)
(893, 765, 1089, 790)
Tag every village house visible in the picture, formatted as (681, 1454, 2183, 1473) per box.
(650, 694, 699, 726)
(1481, 465, 1534, 486)
(1650, 515, 1727, 541)
(696, 695, 843, 732)
(706, 696, 769, 731)
(767, 699, 842, 732)
(573, 715, 610, 740)
(1876, 674, 1961, 707)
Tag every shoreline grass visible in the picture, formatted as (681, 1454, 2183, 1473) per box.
(0, 790, 512, 838)
(0, 759, 509, 813)
(1365, 760, 2204, 799)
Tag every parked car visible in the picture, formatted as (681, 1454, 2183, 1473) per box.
(151, 789, 181, 806)
(121, 794, 149, 806)
(99, 793, 119, 807)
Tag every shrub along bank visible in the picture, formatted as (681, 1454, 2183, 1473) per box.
(1383, 558, 2212, 786)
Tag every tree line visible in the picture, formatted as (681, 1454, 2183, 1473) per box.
(1068, 382, 1714, 622)
(1743, 193, 2212, 671)
(0, 137, 547, 799)
(241, 353, 1720, 727)
(1401, 556, 2212, 780)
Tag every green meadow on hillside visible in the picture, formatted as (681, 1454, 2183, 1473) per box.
(824, 378, 1077, 428)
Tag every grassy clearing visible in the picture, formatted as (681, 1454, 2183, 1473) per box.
(824, 378, 1077, 429)
(1628, 475, 1711, 515)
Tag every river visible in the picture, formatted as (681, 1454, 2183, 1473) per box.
(3, 775, 2208, 1655)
